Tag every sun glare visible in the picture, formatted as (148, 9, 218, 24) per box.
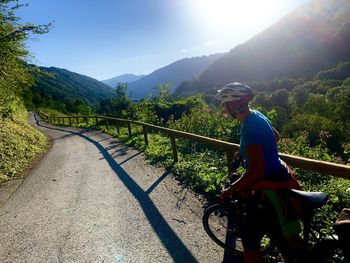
(190, 0, 284, 36)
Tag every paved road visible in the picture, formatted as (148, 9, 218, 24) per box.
(0, 113, 227, 263)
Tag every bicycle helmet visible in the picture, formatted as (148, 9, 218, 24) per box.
(216, 82, 253, 104)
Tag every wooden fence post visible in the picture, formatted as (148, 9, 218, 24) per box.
(69, 117, 72, 126)
(106, 119, 109, 130)
(95, 117, 99, 127)
(170, 136, 178, 162)
(127, 122, 132, 137)
(85, 117, 88, 126)
(143, 125, 148, 146)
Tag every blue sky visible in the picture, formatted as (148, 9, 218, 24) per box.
(17, 0, 307, 80)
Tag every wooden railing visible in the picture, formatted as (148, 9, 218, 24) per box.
(39, 113, 350, 180)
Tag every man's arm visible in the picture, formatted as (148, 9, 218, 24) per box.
(220, 144, 266, 199)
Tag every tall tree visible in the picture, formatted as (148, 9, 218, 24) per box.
(0, 0, 51, 119)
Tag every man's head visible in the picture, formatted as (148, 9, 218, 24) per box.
(216, 82, 253, 118)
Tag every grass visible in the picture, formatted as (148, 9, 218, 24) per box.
(0, 113, 48, 184)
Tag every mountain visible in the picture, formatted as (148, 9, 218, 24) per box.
(33, 66, 115, 105)
(176, 0, 350, 94)
(102, 73, 145, 88)
(127, 53, 223, 100)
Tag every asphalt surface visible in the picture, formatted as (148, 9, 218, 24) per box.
(0, 113, 228, 263)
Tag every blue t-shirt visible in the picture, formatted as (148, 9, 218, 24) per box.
(240, 110, 281, 178)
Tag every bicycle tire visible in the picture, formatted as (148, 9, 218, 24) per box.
(202, 203, 243, 254)
(309, 237, 345, 263)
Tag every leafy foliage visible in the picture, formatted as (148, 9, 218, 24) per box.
(98, 83, 133, 118)
(172, 151, 228, 198)
(250, 74, 350, 155)
(0, 1, 51, 120)
(168, 105, 240, 142)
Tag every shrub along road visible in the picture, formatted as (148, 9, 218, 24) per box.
(0, 113, 230, 263)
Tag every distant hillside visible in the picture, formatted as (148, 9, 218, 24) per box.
(33, 67, 115, 105)
(102, 73, 145, 88)
(176, 0, 350, 94)
(127, 53, 223, 100)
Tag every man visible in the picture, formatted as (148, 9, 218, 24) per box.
(216, 82, 302, 263)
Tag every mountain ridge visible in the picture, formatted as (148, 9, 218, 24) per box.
(102, 73, 145, 88)
(176, 0, 350, 94)
(126, 53, 224, 99)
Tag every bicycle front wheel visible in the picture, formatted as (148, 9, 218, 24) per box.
(202, 203, 243, 254)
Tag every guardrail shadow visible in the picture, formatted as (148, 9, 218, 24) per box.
(34, 114, 199, 263)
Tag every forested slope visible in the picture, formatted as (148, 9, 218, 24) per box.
(176, 0, 350, 94)
(29, 66, 115, 105)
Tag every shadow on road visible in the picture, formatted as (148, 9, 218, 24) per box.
(118, 152, 142, 165)
(146, 168, 172, 195)
(34, 114, 199, 263)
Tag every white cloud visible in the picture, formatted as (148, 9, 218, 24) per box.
(181, 49, 187, 53)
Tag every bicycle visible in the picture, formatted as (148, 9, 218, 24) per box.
(202, 170, 348, 262)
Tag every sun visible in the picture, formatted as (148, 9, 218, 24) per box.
(189, 0, 284, 37)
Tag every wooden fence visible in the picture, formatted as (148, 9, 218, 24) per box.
(39, 113, 350, 180)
